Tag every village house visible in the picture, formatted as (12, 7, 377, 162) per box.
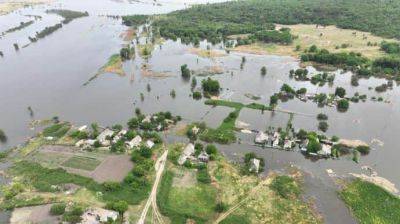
(249, 158, 260, 173)
(112, 130, 127, 143)
(178, 143, 195, 165)
(81, 207, 118, 224)
(75, 139, 96, 148)
(97, 129, 114, 146)
(126, 135, 142, 149)
(146, 140, 155, 149)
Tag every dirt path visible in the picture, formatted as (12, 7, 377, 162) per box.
(137, 148, 168, 224)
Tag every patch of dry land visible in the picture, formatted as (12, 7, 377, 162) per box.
(0, 0, 50, 15)
(233, 24, 398, 60)
(10, 204, 58, 224)
(99, 54, 125, 76)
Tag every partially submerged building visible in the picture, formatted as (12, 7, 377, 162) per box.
(255, 131, 268, 144)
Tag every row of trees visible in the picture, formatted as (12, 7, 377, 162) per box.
(145, 0, 400, 46)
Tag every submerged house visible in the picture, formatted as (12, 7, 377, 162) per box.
(255, 131, 269, 144)
(318, 144, 332, 156)
(178, 143, 195, 165)
(272, 132, 280, 148)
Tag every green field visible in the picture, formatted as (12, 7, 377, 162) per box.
(62, 156, 101, 171)
(158, 171, 217, 223)
(8, 161, 149, 205)
(340, 179, 400, 224)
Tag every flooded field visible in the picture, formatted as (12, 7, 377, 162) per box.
(1, 0, 399, 223)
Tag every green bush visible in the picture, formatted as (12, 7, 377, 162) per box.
(50, 203, 66, 215)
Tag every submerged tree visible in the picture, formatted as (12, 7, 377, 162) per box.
(181, 64, 191, 79)
(261, 66, 267, 75)
(0, 129, 7, 143)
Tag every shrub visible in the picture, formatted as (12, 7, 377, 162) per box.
(193, 91, 202, 100)
(50, 203, 66, 215)
(205, 144, 218, 155)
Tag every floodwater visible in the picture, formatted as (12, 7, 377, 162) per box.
(0, 0, 399, 223)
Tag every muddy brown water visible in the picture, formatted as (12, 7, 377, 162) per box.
(0, 0, 398, 223)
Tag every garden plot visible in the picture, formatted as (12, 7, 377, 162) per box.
(25, 145, 133, 183)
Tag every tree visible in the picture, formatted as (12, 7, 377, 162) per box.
(269, 94, 278, 106)
(317, 113, 328, 120)
(296, 129, 308, 140)
(201, 78, 220, 94)
(0, 129, 7, 143)
(335, 87, 346, 98)
(181, 64, 191, 78)
(261, 66, 267, 75)
(107, 201, 128, 219)
(307, 135, 321, 153)
(337, 99, 349, 111)
(318, 121, 329, 132)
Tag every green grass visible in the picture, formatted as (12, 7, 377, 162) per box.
(43, 123, 71, 138)
(200, 108, 239, 144)
(220, 214, 251, 224)
(9, 161, 149, 205)
(27, 151, 70, 168)
(62, 156, 101, 171)
(205, 99, 271, 111)
(158, 171, 217, 223)
(201, 99, 272, 144)
(339, 179, 400, 224)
